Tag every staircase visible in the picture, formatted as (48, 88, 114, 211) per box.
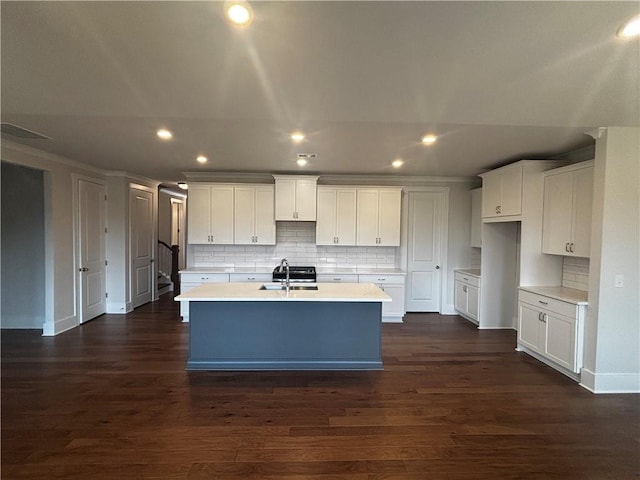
(157, 241, 180, 296)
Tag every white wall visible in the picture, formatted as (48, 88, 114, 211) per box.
(1, 142, 108, 335)
(583, 127, 640, 393)
(1, 141, 160, 334)
(1, 162, 46, 328)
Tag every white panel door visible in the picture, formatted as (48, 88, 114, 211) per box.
(78, 178, 106, 323)
(406, 191, 442, 312)
(130, 187, 154, 308)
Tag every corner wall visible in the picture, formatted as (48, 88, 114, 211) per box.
(583, 127, 640, 393)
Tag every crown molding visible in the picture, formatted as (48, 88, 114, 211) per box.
(183, 171, 475, 186)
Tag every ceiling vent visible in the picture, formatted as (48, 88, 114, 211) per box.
(297, 153, 317, 159)
(0, 123, 51, 140)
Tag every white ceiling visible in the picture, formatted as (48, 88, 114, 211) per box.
(1, 1, 638, 182)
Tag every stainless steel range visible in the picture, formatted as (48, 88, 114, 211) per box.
(272, 265, 316, 283)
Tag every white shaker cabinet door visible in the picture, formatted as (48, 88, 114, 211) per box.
(187, 186, 212, 244)
(542, 171, 574, 255)
(377, 189, 401, 246)
(316, 188, 338, 245)
(209, 186, 235, 244)
(254, 186, 276, 244)
(571, 167, 593, 257)
(356, 189, 380, 246)
(233, 186, 255, 244)
(295, 178, 318, 221)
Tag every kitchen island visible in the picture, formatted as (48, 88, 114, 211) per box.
(175, 282, 390, 371)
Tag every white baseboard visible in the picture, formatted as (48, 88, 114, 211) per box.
(106, 302, 133, 314)
(1, 315, 44, 329)
(382, 316, 403, 323)
(42, 314, 77, 336)
(441, 303, 456, 315)
(579, 368, 640, 394)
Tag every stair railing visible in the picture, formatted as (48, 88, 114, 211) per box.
(158, 240, 180, 294)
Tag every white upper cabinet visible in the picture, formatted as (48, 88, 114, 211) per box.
(187, 185, 234, 244)
(273, 175, 318, 221)
(234, 185, 276, 245)
(316, 187, 357, 245)
(480, 163, 523, 220)
(356, 188, 402, 246)
(542, 161, 593, 257)
(470, 188, 482, 248)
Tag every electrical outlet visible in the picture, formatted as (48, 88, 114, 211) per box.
(614, 275, 624, 288)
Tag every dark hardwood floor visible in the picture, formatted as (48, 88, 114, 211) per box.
(2, 294, 638, 479)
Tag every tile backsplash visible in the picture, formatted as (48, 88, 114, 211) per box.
(562, 257, 590, 291)
(189, 221, 398, 269)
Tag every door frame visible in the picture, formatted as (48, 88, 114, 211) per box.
(73, 174, 107, 324)
(129, 183, 157, 304)
(399, 187, 450, 314)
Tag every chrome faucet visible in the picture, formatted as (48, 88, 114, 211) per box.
(279, 258, 290, 291)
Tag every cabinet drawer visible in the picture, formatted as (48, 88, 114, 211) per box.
(518, 290, 577, 318)
(454, 272, 480, 287)
(358, 274, 405, 285)
(180, 273, 229, 283)
(317, 273, 358, 283)
(228, 273, 272, 282)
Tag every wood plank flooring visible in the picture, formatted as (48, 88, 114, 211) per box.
(2, 294, 638, 479)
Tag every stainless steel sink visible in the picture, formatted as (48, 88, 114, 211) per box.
(260, 284, 318, 291)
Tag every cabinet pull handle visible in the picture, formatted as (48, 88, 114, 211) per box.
(565, 242, 569, 252)
(569, 243, 574, 253)
(333, 277, 340, 281)
(538, 312, 542, 321)
(336, 237, 339, 244)
(463, 285, 467, 293)
(541, 314, 547, 323)
(538, 300, 548, 305)
(463, 277, 469, 281)
(378, 278, 386, 282)
(248, 277, 255, 280)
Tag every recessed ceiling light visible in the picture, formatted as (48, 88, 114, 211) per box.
(392, 159, 404, 168)
(617, 15, 640, 38)
(296, 158, 307, 167)
(157, 129, 173, 140)
(177, 182, 188, 190)
(422, 134, 438, 145)
(225, 1, 253, 27)
(291, 132, 305, 142)
(196, 155, 208, 164)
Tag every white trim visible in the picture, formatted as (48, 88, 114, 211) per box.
(1, 140, 107, 175)
(579, 368, 640, 394)
(42, 314, 78, 337)
(106, 301, 133, 314)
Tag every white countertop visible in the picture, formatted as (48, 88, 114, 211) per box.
(175, 282, 392, 302)
(181, 266, 406, 275)
(454, 268, 481, 277)
(519, 286, 588, 305)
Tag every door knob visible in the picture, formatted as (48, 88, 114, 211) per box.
(435, 265, 440, 270)
(79, 267, 89, 272)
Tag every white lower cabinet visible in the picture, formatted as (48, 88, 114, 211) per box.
(358, 274, 405, 322)
(517, 288, 587, 376)
(453, 271, 481, 324)
(228, 273, 272, 283)
(179, 272, 229, 321)
(316, 273, 359, 283)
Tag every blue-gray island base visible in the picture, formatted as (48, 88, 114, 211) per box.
(187, 301, 383, 370)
